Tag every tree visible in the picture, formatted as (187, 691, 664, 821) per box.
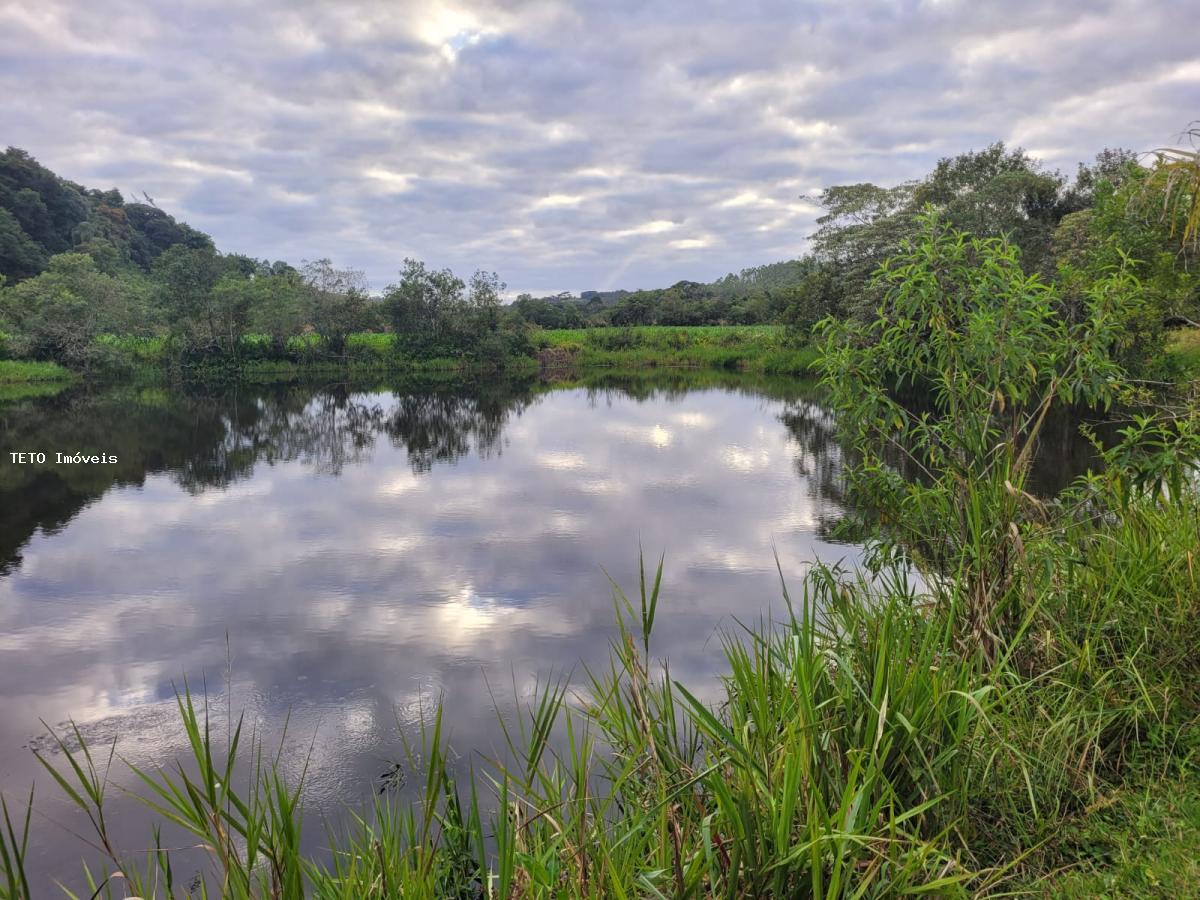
(0, 207, 47, 282)
(0, 253, 149, 368)
(248, 270, 310, 354)
(467, 269, 505, 329)
(383, 259, 466, 352)
(812, 143, 1081, 318)
(207, 274, 256, 357)
(153, 245, 227, 350)
(609, 293, 655, 325)
(302, 258, 372, 356)
(1052, 163, 1198, 367)
(1058, 148, 1140, 213)
(913, 143, 1066, 266)
(124, 202, 214, 267)
(0, 147, 90, 257)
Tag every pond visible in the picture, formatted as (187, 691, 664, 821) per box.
(1, 370, 863, 891)
(0, 369, 1112, 890)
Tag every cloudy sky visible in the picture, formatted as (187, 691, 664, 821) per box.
(1, 0, 1196, 295)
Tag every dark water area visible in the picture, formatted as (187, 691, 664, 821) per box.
(0, 370, 1103, 891)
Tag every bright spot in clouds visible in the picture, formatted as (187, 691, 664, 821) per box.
(607, 220, 678, 239)
(364, 168, 418, 192)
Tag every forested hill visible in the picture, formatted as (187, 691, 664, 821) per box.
(0, 147, 215, 284)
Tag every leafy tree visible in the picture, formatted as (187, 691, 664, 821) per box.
(913, 143, 1066, 268)
(610, 293, 656, 326)
(123, 202, 214, 266)
(383, 259, 466, 352)
(153, 245, 228, 350)
(779, 267, 845, 337)
(467, 269, 505, 331)
(812, 143, 1093, 318)
(1052, 163, 1198, 370)
(206, 275, 257, 357)
(247, 270, 310, 354)
(0, 148, 90, 257)
(0, 253, 150, 368)
(513, 292, 606, 327)
(302, 258, 372, 356)
(74, 237, 129, 275)
(0, 207, 47, 282)
(1058, 148, 1140, 213)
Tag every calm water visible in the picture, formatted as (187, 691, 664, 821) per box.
(1, 370, 862, 890)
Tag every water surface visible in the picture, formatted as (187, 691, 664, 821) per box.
(1, 370, 857, 890)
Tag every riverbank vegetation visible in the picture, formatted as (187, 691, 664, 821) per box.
(0, 359, 72, 383)
(4, 215, 1198, 897)
(535, 325, 818, 375)
(3, 138, 1197, 381)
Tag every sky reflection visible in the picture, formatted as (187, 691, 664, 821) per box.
(0, 373, 855, 891)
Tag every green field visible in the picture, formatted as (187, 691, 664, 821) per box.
(536, 325, 818, 374)
(0, 359, 74, 383)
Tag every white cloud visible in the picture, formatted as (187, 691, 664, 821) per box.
(532, 193, 585, 209)
(606, 220, 677, 239)
(0, 0, 1192, 293)
(364, 167, 419, 192)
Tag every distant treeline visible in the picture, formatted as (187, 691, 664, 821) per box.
(1, 140, 1196, 375)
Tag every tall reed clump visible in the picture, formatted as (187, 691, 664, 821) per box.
(815, 210, 1153, 661)
(816, 210, 1200, 880)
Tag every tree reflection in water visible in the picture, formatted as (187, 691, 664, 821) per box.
(0, 371, 1107, 575)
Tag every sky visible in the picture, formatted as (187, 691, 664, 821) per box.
(1, 0, 1197, 296)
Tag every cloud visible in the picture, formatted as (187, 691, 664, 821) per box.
(0, 0, 1193, 294)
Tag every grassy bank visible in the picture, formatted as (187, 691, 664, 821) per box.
(0, 359, 74, 384)
(536, 325, 818, 375)
(11, 326, 817, 381)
